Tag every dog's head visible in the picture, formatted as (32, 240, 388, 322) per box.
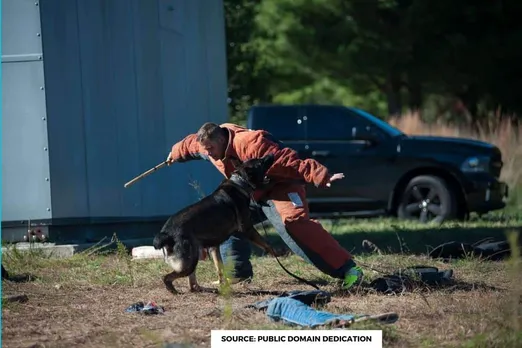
(233, 154, 275, 189)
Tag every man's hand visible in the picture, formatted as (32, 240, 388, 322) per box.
(166, 152, 175, 166)
(326, 173, 345, 187)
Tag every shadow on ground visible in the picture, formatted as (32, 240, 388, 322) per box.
(269, 276, 507, 295)
(256, 223, 522, 257)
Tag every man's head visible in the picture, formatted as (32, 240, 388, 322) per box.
(196, 122, 228, 160)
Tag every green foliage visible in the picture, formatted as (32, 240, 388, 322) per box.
(272, 77, 388, 116)
(224, 0, 273, 124)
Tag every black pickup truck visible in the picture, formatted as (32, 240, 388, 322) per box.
(247, 104, 509, 223)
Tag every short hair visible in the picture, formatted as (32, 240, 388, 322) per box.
(196, 122, 226, 143)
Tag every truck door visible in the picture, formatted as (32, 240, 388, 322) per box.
(302, 105, 397, 212)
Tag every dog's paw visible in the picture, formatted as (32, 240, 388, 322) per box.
(166, 288, 179, 295)
(190, 283, 202, 292)
(164, 281, 179, 295)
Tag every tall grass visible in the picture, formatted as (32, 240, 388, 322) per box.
(389, 112, 522, 208)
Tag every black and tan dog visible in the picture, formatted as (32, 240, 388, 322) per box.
(153, 154, 277, 294)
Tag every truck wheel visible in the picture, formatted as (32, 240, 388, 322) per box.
(397, 175, 457, 224)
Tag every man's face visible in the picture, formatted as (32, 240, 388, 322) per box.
(200, 138, 226, 161)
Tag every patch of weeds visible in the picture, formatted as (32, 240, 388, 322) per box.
(459, 329, 522, 348)
(220, 249, 235, 325)
(456, 230, 522, 348)
(393, 231, 411, 254)
(506, 230, 522, 331)
(115, 234, 135, 287)
(78, 235, 118, 257)
(1, 297, 25, 310)
(3, 243, 52, 273)
(420, 337, 438, 347)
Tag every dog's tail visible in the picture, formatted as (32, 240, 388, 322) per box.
(153, 233, 174, 250)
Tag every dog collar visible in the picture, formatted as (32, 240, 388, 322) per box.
(229, 173, 255, 197)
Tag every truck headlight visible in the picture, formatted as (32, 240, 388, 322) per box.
(460, 156, 490, 172)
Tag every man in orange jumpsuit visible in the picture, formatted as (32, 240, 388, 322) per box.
(167, 122, 363, 289)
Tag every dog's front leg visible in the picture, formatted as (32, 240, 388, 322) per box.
(245, 226, 283, 257)
(209, 247, 225, 285)
(188, 271, 201, 292)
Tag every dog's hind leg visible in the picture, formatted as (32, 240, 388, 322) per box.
(187, 271, 201, 292)
(209, 247, 225, 286)
(163, 254, 197, 294)
(163, 272, 180, 294)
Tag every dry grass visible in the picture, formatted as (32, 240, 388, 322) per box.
(2, 228, 522, 348)
(388, 112, 522, 207)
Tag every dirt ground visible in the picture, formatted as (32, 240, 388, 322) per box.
(2, 248, 521, 348)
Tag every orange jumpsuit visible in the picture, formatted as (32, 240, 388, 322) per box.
(170, 123, 354, 278)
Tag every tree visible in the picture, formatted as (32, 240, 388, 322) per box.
(251, 0, 522, 120)
(224, 0, 272, 124)
(253, 0, 417, 116)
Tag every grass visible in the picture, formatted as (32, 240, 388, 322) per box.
(2, 217, 522, 348)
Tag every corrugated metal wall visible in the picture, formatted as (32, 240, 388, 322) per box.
(2, 0, 228, 223)
(1, 0, 52, 221)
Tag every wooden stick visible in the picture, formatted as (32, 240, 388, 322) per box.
(124, 161, 168, 188)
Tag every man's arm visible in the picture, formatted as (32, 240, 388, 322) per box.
(241, 133, 331, 188)
(168, 134, 209, 163)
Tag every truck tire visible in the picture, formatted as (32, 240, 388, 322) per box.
(397, 175, 457, 224)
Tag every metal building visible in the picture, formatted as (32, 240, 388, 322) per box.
(1, 0, 228, 244)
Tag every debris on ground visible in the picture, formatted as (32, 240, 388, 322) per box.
(247, 289, 399, 328)
(2, 294, 29, 304)
(429, 238, 512, 261)
(125, 301, 165, 315)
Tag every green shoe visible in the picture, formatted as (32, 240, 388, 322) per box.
(343, 266, 363, 290)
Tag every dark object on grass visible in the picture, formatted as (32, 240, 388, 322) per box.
(142, 301, 165, 315)
(2, 264, 38, 283)
(3, 294, 29, 303)
(369, 266, 454, 294)
(429, 238, 512, 261)
(125, 301, 145, 313)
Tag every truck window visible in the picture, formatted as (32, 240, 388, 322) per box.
(305, 105, 366, 141)
(247, 106, 305, 141)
